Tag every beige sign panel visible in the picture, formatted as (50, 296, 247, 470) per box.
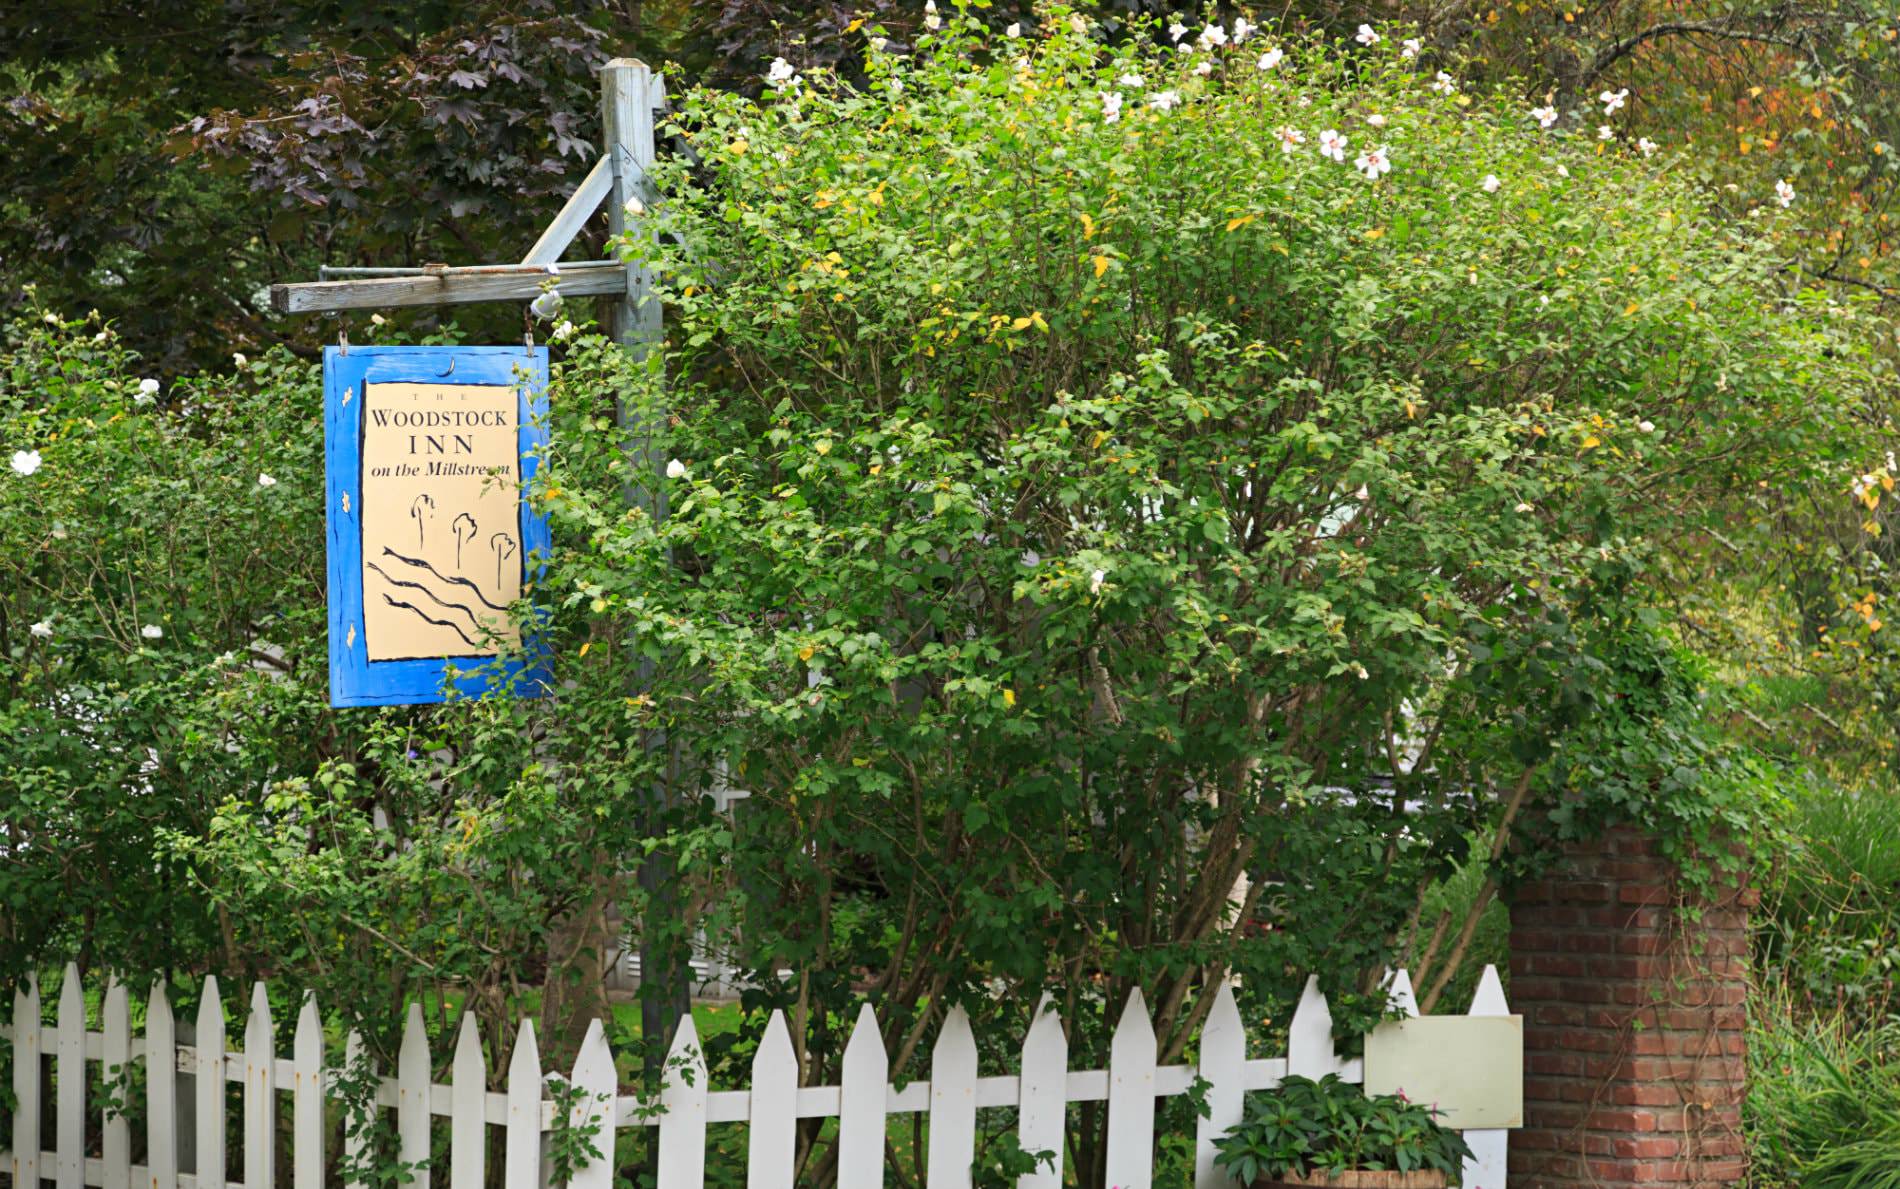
(359, 382, 523, 661)
(1362, 1015, 1524, 1130)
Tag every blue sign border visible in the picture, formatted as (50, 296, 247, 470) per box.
(324, 345, 553, 707)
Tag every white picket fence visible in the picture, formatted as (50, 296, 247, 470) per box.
(4, 964, 1509, 1189)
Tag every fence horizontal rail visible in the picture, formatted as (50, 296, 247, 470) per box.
(5, 964, 1510, 1189)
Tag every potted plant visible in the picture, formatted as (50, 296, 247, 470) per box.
(1211, 1074, 1475, 1188)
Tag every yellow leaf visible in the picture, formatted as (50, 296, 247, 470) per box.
(1403, 400, 1417, 419)
(1092, 254, 1110, 279)
(1079, 212, 1097, 239)
(1003, 688, 1017, 708)
(845, 16, 865, 32)
(1581, 435, 1601, 449)
(1624, 301, 1640, 316)
(578, 642, 592, 658)
(1365, 227, 1386, 241)
(1226, 213, 1259, 233)
(1030, 311, 1048, 332)
(1012, 316, 1033, 331)
(727, 138, 749, 156)
(798, 645, 815, 662)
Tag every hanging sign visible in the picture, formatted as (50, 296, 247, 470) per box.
(324, 345, 553, 706)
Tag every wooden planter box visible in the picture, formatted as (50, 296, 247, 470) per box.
(1256, 1173, 1449, 1189)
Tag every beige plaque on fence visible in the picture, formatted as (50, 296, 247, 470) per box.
(1362, 1015, 1524, 1129)
(359, 382, 522, 661)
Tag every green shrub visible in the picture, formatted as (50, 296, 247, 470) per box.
(1213, 1074, 1474, 1184)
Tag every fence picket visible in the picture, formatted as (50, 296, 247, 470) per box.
(1385, 969, 1419, 1017)
(925, 1006, 977, 1189)
(147, 982, 178, 1189)
(1104, 989, 1157, 1189)
(102, 982, 130, 1189)
(12, 975, 42, 1189)
(195, 978, 226, 1189)
(1286, 976, 1340, 1079)
(450, 1013, 484, 1189)
(745, 1012, 797, 1189)
(397, 1004, 431, 1189)
(295, 996, 325, 1189)
(658, 1016, 707, 1189)
(1461, 966, 1511, 1189)
(836, 1005, 887, 1189)
(342, 1031, 370, 1189)
(566, 1019, 616, 1189)
(55, 964, 83, 1189)
(504, 1020, 540, 1189)
(244, 983, 276, 1189)
(1016, 996, 1066, 1189)
(1193, 981, 1244, 1189)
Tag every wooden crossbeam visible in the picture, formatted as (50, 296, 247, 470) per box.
(270, 262, 627, 315)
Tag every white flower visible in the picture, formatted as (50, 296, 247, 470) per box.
(93, 331, 108, 344)
(1597, 124, 1615, 141)
(11, 449, 43, 476)
(1257, 46, 1284, 70)
(141, 624, 163, 640)
(1432, 71, 1456, 95)
(1197, 23, 1227, 49)
(30, 620, 53, 639)
(1539, 295, 1550, 308)
(1354, 145, 1393, 179)
(1089, 568, 1107, 594)
(1638, 419, 1656, 433)
(1117, 72, 1145, 88)
(529, 290, 563, 321)
(1637, 137, 1659, 158)
(666, 458, 689, 480)
(923, 0, 940, 31)
(1355, 23, 1380, 46)
(1401, 37, 1422, 59)
(1366, 113, 1386, 127)
(869, 35, 888, 51)
(1147, 90, 1181, 111)
(1599, 88, 1629, 115)
(232, 352, 248, 368)
(1514, 501, 1534, 513)
(1482, 173, 1502, 193)
(1005, 22, 1020, 37)
(1775, 178, 1796, 208)
(256, 473, 277, 488)
(1168, 21, 1188, 43)
(1233, 17, 1255, 43)
(553, 319, 576, 341)
(43, 312, 59, 326)
(138, 377, 160, 398)
(766, 57, 799, 90)
(1193, 60, 1213, 76)
(1556, 163, 1571, 178)
(888, 77, 904, 94)
(1276, 126, 1306, 153)
(1069, 14, 1088, 34)
(1531, 105, 1558, 129)
(1318, 128, 1349, 162)
(370, 313, 386, 326)
(1101, 91, 1124, 122)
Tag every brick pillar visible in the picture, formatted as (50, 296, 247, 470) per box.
(1507, 825, 1753, 1189)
